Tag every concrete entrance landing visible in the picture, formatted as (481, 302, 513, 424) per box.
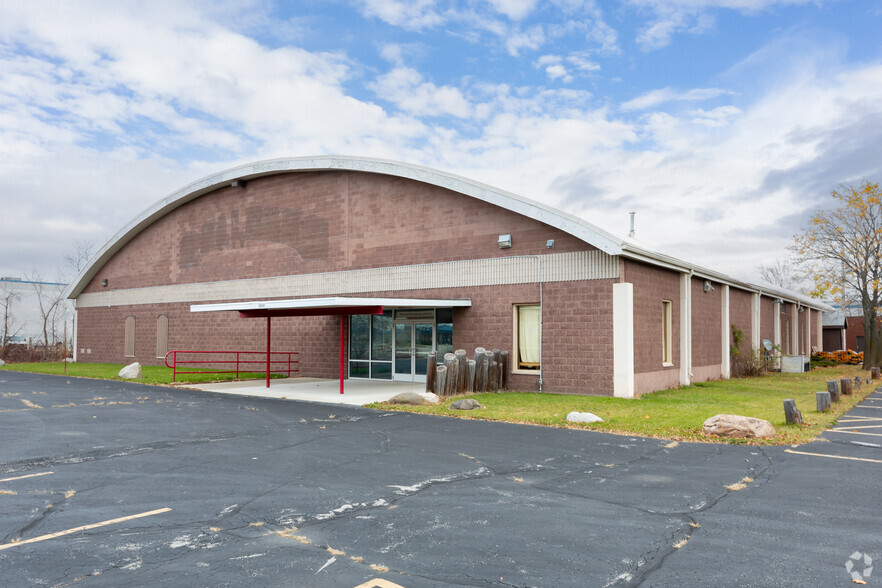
(185, 377, 425, 406)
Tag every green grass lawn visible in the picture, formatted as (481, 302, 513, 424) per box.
(0, 361, 281, 385)
(369, 365, 876, 445)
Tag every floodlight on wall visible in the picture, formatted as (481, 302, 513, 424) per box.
(498, 234, 512, 249)
(546, 239, 555, 248)
(703, 280, 714, 293)
(101, 279, 108, 287)
(231, 179, 247, 188)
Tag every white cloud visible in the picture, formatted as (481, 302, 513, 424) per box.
(356, 0, 445, 30)
(370, 67, 472, 118)
(485, 0, 539, 20)
(621, 87, 733, 111)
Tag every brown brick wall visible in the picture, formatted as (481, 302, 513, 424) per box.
(729, 288, 753, 353)
(76, 279, 617, 395)
(691, 277, 722, 367)
(621, 260, 680, 375)
(810, 309, 820, 351)
(83, 171, 592, 294)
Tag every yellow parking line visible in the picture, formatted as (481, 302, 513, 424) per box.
(0, 472, 53, 483)
(354, 579, 406, 588)
(0, 507, 172, 551)
(831, 424, 882, 430)
(785, 449, 882, 464)
(828, 430, 882, 437)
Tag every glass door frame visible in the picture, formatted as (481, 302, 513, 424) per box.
(393, 319, 434, 383)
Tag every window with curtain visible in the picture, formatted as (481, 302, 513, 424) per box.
(515, 304, 540, 370)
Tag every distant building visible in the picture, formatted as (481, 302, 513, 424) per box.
(822, 310, 848, 351)
(65, 156, 829, 397)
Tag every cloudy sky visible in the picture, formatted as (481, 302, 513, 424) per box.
(1, 0, 881, 286)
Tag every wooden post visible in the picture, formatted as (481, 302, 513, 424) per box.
(784, 399, 804, 425)
(455, 349, 468, 394)
(827, 380, 840, 402)
(499, 351, 509, 390)
(816, 391, 831, 412)
(443, 353, 456, 397)
(854, 376, 862, 390)
(840, 378, 853, 396)
(481, 351, 493, 392)
(467, 359, 476, 392)
(871, 366, 880, 380)
(489, 361, 498, 392)
(426, 351, 437, 393)
(435, 365, 447, 397)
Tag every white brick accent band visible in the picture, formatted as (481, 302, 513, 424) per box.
(75, 250, 619, 308)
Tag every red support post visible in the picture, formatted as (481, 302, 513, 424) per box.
(236, 352, 240, 379)
(340, 315, 345, 394)
(172, 351, 177, 382)
(266, 316, 272, 388)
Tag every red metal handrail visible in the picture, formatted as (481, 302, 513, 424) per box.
(164, 350, 300, 383)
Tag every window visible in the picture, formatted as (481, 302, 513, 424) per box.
(124, 316, 135, 358)
(662, 300, 673, 366)
(156, 315, 169, 359)
(349, 310, 394, 379)
(514, 304, 540, 371)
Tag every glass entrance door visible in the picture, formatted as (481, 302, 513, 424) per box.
(393, 321, 434, 382)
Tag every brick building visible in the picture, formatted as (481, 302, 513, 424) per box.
(65, 156, 828, 397)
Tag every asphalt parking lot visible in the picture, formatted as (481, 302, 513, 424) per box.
(1, 371, 880, 587)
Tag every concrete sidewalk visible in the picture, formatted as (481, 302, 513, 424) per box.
(182, 377, 425, 405)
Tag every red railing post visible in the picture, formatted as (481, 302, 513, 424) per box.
(266, 316, 272, 388)
(236, 352, 240, 379)
(172, 351, 177, 382)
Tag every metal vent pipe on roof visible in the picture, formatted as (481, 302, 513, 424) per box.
(629, 212, 636, 238)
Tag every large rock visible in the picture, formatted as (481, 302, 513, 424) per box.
(702, 414, 775, 439)
(118, 362, 142, 379)
(417, 392, 440, 405)
(388, 392, 431, 406)
(566, 411, 603, 423)
(450, 399, 484, 410)
(0, 359, 5, 367)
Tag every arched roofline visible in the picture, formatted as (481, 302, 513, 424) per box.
(64, 154, 831, 311)
(64, 155, 626, 299)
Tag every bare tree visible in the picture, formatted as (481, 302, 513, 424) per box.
(1, 281, 24, 345)
(757, 259, 804, 293)
(62, 239, 96, 280)
(27, 271, 67, 354)
(791, 181, 882, 368)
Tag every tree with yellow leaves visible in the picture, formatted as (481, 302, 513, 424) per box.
(792, 181, 881, 368)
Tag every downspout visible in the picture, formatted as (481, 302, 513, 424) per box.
(688, 269, 694, 379)
(537, 255, 543, 392)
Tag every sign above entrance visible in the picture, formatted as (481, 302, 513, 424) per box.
(394, 309, 435, 321)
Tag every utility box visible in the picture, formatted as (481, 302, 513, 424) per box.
(781, 355, 805, 373)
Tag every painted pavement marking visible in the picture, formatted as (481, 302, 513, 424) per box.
(0, 507, 172, 551)
(785, 449, 882, 464)
(353, 579, 407, 588)
(828, 429, 882, 438)
(830, 424, 882, 430)
(0, 471, 53, 483)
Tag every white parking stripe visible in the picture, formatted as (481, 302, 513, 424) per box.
(785, 449, 882, 464)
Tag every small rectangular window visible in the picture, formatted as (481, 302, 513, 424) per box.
(514, 304, 540, 371)
(662, 300, 673, 366)
(156, 315, 169, 359)
(124, 316, 135, 358)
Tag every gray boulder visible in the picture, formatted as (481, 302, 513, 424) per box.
(388, 392, 431, 406)
(118, 362, 142, 379)
(450, 399, 484, 410)
(702, 414, 775, 438)
(417, 392, 441, 405)
(566, 411, 603, 423)
(0, 359, 5, 367)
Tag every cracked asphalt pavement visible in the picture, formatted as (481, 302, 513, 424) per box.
(0, 371, 880, 587)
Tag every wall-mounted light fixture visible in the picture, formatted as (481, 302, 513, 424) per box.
(101, 279, 108, 287)
(231, 179, 247, 188)
(703, 280, 714, 293)
(546, 239, 555, 248)
(498, 234, 512, 249)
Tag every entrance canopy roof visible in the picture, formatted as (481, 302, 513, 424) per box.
(191, 296, 472, 318)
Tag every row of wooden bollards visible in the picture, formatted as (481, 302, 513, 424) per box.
(426, 348, 509, 398)
(787, 374, 876, 424)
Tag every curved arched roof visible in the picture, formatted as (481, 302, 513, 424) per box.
(64, 155, 829, 310)
(64, 155, 627, 299)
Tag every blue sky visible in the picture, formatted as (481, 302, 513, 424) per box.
(1, 0, 881, 293)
